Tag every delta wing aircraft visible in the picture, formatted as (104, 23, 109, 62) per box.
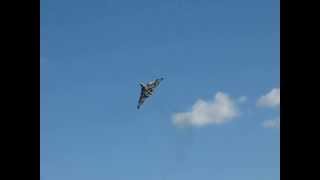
(137, 77, 164, 109)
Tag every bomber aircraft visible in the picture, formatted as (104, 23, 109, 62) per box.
(137, 77, 164, 109)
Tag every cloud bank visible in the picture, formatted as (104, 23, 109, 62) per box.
(172, 92, 239, 127)
(257, 88, 280, 108)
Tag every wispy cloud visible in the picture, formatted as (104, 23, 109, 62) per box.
(237, 96, 247, 103)
(262, 117, 280, 128)
(257, 88, 280, 108)
(172, 92, 240, 127)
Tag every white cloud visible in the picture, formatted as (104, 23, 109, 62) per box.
(257, 88, 280, 108)
(262, 117, 280, 129)
(172, 92, 240, 127)
(257, 88, 280, 129)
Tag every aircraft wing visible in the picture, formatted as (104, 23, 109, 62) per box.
(137, 87, 148, 109)
(146, 78, 164, 89)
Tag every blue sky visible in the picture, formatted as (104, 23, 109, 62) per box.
(41, 0, 279, 179)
